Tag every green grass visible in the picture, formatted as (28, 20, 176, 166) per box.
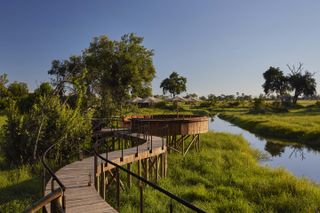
(0, 166, 42, 212)
(0, 114, 42, 212)
(107, 132, 320, 212)
(220, 111, 320, 146)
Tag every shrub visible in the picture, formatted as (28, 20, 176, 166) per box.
(2, 96, 92, 166)
(249, 98, 267, 114)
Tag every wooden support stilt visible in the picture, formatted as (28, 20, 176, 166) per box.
(145, 159, 149, 181)
(164, 152, 168, 178)
(138, 160, 142, 185)
(155, 156, 159, 182)
(182, 135, 185, 155)
(97, 174, 100, 195)
(101, 163, 105, 199)
(116, 167, 120, 212)
(127, 163, 132, 188)
(112, 136, 115, 151)
(139, 185, 144, 213)
(160, 154, 164, 177)
(94, 154, 98, 189)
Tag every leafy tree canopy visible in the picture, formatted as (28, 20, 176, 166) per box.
(7, 81, 29, 98)
(262, 66, 289, 97)
(287, 63, 316, 104)
(262, 64, 317, 105)
(48, 33, 156, 116)
(160, 72, 187, 97)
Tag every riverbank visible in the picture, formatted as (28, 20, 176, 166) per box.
(109, 132, 320, 212)
(220, 112, 320, 147)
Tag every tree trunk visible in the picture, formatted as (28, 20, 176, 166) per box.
(292, 90, 300, 104)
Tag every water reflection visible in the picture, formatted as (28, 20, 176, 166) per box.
(289, 146, 306, 161)
(264, 141, 285, 157)
(209, 116, 320, 182)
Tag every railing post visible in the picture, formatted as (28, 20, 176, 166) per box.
(62, 192, 66, 211)
(121, 135, 124, 161)
(106, 143, 109, 167)
(169, 199, 173, 213)
(139, 185, 144, 213)
(150, 123, 153, 153)
(101, 163, 105, 199)
(116, 167, 120, 212)
(50, 179, 55, 212)
(127, 163, 132, 188)
(43, 168, 46, 196)
(94, 154, 98, 189)
(42, 168, 46, 212)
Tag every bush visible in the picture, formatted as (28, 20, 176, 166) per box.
(2, 96, 92, 166)
(249, 98, 267, 114)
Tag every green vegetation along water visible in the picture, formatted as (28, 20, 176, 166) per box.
(220, 111, 320, 145)
(108, 132, 320, 212)
(212, 116, 320, 183)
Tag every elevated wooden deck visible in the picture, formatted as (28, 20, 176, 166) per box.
(45, 132, 166, 213)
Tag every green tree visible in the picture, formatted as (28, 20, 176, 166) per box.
(34, 82, 53, 96)
(0, 73, 9, 110)
(8, 81, 29, 98)
(287, 63, 317, 104)
(262, 67, 290, 102)
(48, 33, 156, 116)
(160, 72, 187, 97)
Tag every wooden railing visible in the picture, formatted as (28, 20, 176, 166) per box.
(24, 142, 66, 213)
(93, 126, 206, 213)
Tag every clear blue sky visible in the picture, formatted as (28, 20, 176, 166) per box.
(1, 0, 320, 96)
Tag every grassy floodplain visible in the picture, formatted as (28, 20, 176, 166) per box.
(220, 110, 320, 146)
(109, 132, 320, 212)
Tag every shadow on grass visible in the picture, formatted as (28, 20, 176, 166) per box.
(0, 176, 41, 211)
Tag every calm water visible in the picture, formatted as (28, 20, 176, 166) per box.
(209, 116, 320, 183)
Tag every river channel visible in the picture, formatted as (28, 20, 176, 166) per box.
(209, 116, 320, 183)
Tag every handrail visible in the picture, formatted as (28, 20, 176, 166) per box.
(93, 128, 206, 213)
(23, 188, 63, 213)
(42, 142, 66, 191)
(24, 142, 67, 212)
(40, 142, 67, 212)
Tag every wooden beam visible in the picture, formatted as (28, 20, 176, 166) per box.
(23, 188, 63, 213)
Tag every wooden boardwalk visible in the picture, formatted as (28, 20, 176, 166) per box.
(45, 132, 166, 213)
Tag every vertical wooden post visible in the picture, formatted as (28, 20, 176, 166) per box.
(139, 185, 144, 213)
(116, 167, 120, 212)
(112, 137, 115, 151)
(145, 159, 149, 181)
(169, 199, 173, 213)
(42, 168, 46, 196)
(94, 154, 98, 189)
(164, 152, 168, 178)
(101, 163, 105, 199)
(127, 163, 132, 188)
(51, 195, 63, 212)
(138, 160, 142, 185)
(97, 174, 100, 195)
(182, 135, 185, 155)
(155, 156, 159, 182)
(159, 154, 163, 177)
(50, 179, 55, 213)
